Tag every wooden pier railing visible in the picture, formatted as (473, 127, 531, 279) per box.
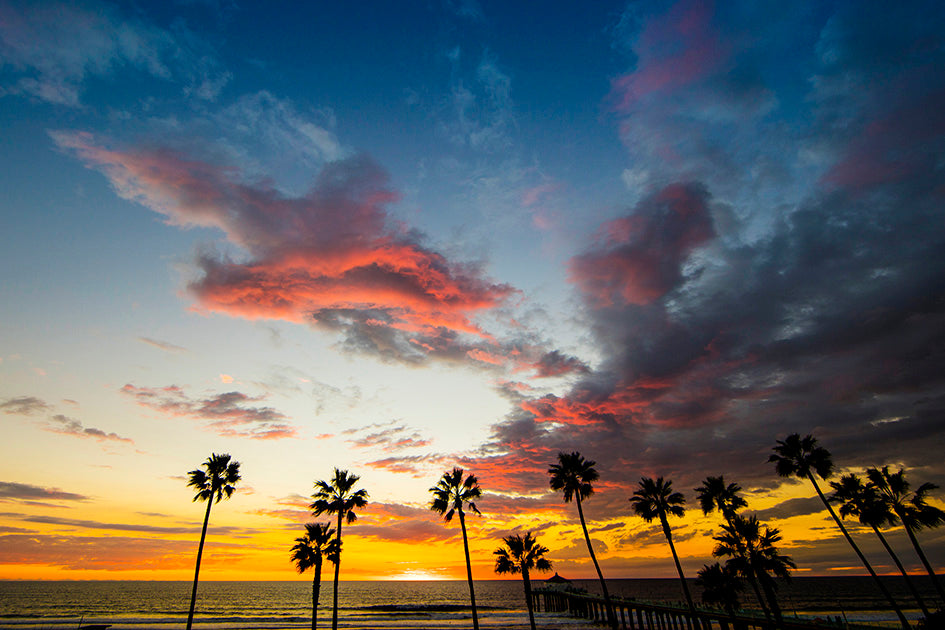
(531, 588, 852, 630)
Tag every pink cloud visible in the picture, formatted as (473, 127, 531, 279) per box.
(569, 183, 714, 307)
(53, 132, 518, 366)
(610, 0, 728, 110)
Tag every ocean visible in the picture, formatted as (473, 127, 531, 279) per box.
(0, 577, 939, 629)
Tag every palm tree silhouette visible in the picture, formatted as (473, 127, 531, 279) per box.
(548, 451, 617, 630)
(493, 532, 553, 630)
(429, 467, 483, 630)
(630, 476, 697, 616)
(831, 473, 931, 617)
(696, 476, 770, 620)
(185, 453, 241, 630)
(290, 523, 340, 630)
(770, 434, 910, 629)
(310, 469, 369, 630)
(867, 466, 945, 603)
(713, 515, 794, 625)
(696, 562, 743, 616)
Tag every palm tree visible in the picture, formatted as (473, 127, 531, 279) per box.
(630, 476, 696, 615)
(548, 451, 617, 630)
(696, 476, 770, 619)
(713, 515, 795, 624)
(311, 469, 369, 630)
(493, 532, 553, 630)
(770, 433, 910, 629)
(429, 467, 483, 630)
(185, 453, 241, 630)
(696, 562, 743, 616)
(290, 523, 340, 630)
(696, 476, 748, 522)
(831, 473, 932, 618)
(867, 466, 945, 603)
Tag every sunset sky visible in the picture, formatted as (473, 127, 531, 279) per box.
(2, 0, 944, 583)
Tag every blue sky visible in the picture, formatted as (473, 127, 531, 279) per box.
(1, 0, 944, 581)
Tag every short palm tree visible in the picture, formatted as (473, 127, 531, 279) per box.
(311, 469, 368, 630)
(713, 515, 794, 624)
(867, 466, 945, 603)
(831, 473, 931, 617)
(630, 476, 696, 615)
(291, 523, 340, 630)
(429, 468, 483, 630)
(185, 453, 241, 630)
(696, 476, 770, 619)
(770, 433, 910, 630)
(493, 532, 553, 630)
(696, 562, 743, 616)
(548, 451, 617, 630)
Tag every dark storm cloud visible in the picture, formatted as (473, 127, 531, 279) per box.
(473, 1, 945, 510)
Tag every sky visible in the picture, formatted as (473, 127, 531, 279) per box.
(1, 0, 944, 583)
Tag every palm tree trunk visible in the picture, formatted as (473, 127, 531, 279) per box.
(661, 514, 697, 617)
(523, 567, 536, 630)
(312, 558, 321, 630)
(576, 495, 617, 630)
(186, 498, 213, 630)
(871, 524, 931, 617)
(757, 570, 784, 626)
(746, 572, 772, 621)
(899, 518, 945, 603)
(332, 513, 342, 630)
(458, 510, 480, 630)
(807, 473, 911, 630)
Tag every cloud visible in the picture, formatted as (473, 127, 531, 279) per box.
(0, 481, 90, 504)
(0, 1, 227, 106)
(0, 395, 51, 415)
(351, 501, 455, 543)
(459, 1, 945, 511)
(54, 131, 580, 376)
(22, 514, 252, 536)
(46, 414, 134, 444)
(344, 421, 432, 452)
(0, 533, 235, 570)
(120, 384, 297, 440)
(138, 337, 187, 353)
(751, 496, 826, 522)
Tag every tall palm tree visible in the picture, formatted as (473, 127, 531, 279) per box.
(630, 476, 696, 615)
(548, 451, 617, 630)
(831, 473, 932, 618)
(311, 469, 369, 630)
(696, 562, 743, 616)
(696, 476, 770, 620)
(867, 466, 945, 603)
(770, 433, 910, 630)
(290, 523, 340, 630)
(493, 532, 553, 630)
(185, 453, 241, 630)
(713, 515, 795, 624)
(429, 468, 483, 630)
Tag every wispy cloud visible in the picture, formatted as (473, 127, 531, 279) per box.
(344, 421, 432, 452)
(0, 481, 90, 505)
(46, 414, 134, 444)
(0, 395, 52, 415)
(121, 384, 297, 440)
(0, 1, 227, 106)
(138, 337, 187, 353)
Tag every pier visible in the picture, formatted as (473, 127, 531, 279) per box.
(532, 588, 854, 630)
